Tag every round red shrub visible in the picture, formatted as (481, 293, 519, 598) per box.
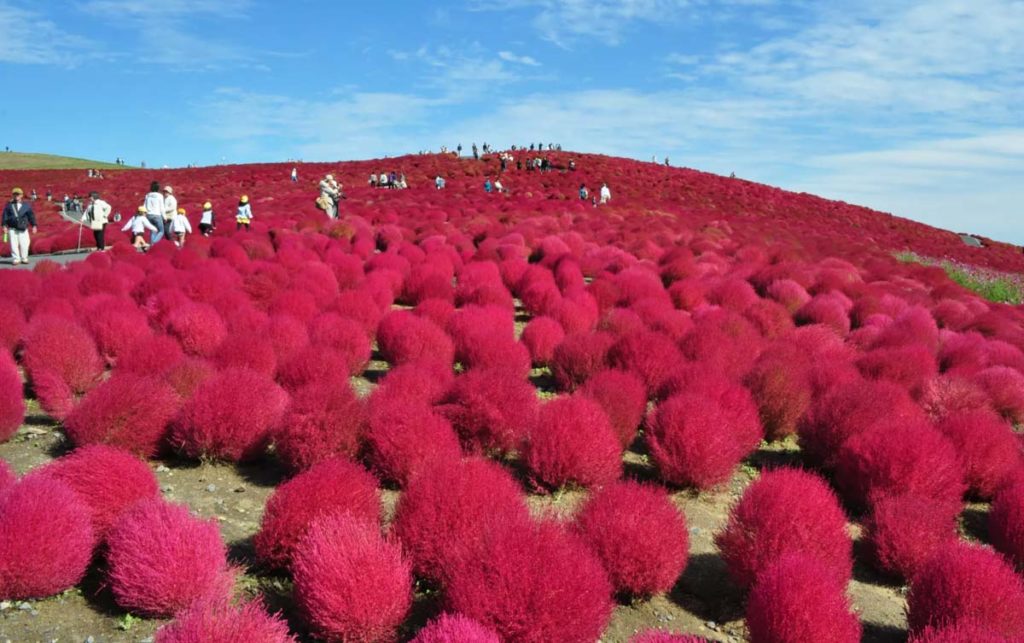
(580, 368, 647, 448)
(909, 620, 1014, 643)
(81, 301, 151, 364)
(171, 368, 289, 461)
(410, 613, 500, 643)
(155, 597, 296, 643)
(274, 379, 365, 471)
(647, 390, 760, 489)
(438, 368, 539, 454)
(607, 330, 684, 395)
(370, 360, 454, 406)
(445, 520, 614, 643)
(744, 348, 813, 441)
(746, 553, 861, 643)
(551, 331, 616, 390)
(106, 498, 232, 617)
(574, 480, 688, 596)
(856, 343, 938, 397)
(864, 494, 959, 581)
(716, 467, 850, 588)
(523, 395, 621, 490)
(833, 419, 965, 511)
(63, 375, 180, 457)
(23, 315, 103, 396)
(0, 352, 25, 442)
(0, 459, 13, 490)
(907, 542, 1024, 637)
(307, 312, 371, 374)
(165, 302, 228, 357)
(678, 309, 763, 380)
(990, 477, 1024, 570)
(521, 316, 566, 366)
(377, 310, 454, 368)
(798, 378, 925, 469)
(30, 445, 159, 536)
(795, 294, 851, 337)
(364, 401, 462, 487)
(264, 314, 310, 363)
(391, 457, 530, 583)
(974, 366, 1024, 424)
(0, 306, 26, 354)
(919, 374, 991, 422)
(117, 333, 186, 377)
(214, 333, 278, 377)
(0, 476, 95, 599)
(937, 409, 1021, 499)
(254, 457, 380, 570)
(293, 512, 412, 643)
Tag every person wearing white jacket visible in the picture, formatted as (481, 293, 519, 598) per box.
(83, 191, 112, 250)
(170, 207, 192, 247)
(143, 181, 165, 243)
(162, 185, 177, 228)
(599, 182, 612, 204)
(123, 206, 158, 250)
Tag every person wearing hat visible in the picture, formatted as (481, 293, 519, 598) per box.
(83, 191, 112, 251)
(122, 206, 157, 251)
(236, 195, 252, 231)
(143, 181, 165, 244)
(170, 207, 193, 248)
(318, 174, 340, 218)
(161, 185, 177, 230)
(3, 187, 37, 264)
(199, 201, 215, 237)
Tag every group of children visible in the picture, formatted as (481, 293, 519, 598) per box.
(123, 195, 252, 252)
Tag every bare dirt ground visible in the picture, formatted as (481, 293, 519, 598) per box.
(0, 385, 921, 643)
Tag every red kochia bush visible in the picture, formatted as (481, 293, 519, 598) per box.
(118, 333, 186, 377)
(377, 310, 454, 368)
(574, 480, 688, 596)
(155, 597, 296, 643)
(833, 419, 965, 511)
(974, 366, 1024, 424)
(646, 390, 759, 489)
(410, 613, 501, 643)
(30, 445, 160, 536)
(798, 378, 925, 468)
(293, 512, 412, 643)
(856, 343, 938, 397)
(907, 543, 1024, 637)
(63, 375, 180, 457)
(214, 333, 278, 377)
(171, 368, 289, 462)
(0, 352, 25, 442)
(0, 476, 95, 599)
(391, 457, 530, 583)
(364, 400, 463, 487)
(607, 330, 684, 395)
(523, 395, 621, 490)
(306, 312, 371, 375)
(551, 331, 616, 390)
(937, 409, 1021, 499)
(438, 368, 539, 454)
(23, 316, 103, 416)
(990, 477, 1024, 570)
(254, 457, 380, 570)
(276, 345, 352, 391)
(106, 498, 232, 617)
(745, 553, 862, 643)
(864, 494, 959, 580)
(274, 380, 365, 472)
(716, 468, 851, 589)
(909, 620, 1014, 643)
(521, 316, 566, 366)
(445, 520, 614, 643)
(165, 302, 228, 357)
(580, 368, 647, 447)
(744, 347, 813, 440)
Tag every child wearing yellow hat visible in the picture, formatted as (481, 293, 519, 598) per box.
(236, 195, 252, 231)
(123, 206, 157, 251)
(199, 201, 215, 237)
(170, 207, 193, 248)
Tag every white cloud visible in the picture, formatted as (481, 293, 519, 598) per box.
(498, 51, 541, 66)
(0, 2, 97, 66)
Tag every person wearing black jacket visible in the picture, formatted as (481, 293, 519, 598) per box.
(2, 187, 37, 264)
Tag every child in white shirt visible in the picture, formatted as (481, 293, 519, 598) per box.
(170, 207, 193, 247)
(123, 206, 157, 251)
(199, 201, 215, 236)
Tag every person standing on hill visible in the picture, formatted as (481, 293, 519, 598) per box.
(170, 208, 193, 247)
(291, 167, 298, 182)
(162, 185, 177, 233)
(600, 182, 612, 204)
(83, 191, 111, 251)
(319, 174, 340, 218)
(3, 188, 37, 264)
(199, 201, 215, 236)
(435, 175, 446, 190)
(236, 195, 252, 231)
(143, 181, 165, 243)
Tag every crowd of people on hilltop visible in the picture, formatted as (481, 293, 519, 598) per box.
(369, 172, 408, 190)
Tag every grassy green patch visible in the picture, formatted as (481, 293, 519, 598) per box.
(894, 250, 1024, 305)
(0, 152, 131, 170)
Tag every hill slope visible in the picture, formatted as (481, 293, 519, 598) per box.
(0, 152, 128, 170)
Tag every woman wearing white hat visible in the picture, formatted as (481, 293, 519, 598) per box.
(162, 185, 177, 231)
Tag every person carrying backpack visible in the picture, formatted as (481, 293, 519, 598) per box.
(2, 187, 37, 264)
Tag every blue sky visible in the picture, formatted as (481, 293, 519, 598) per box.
(2, 0, 1023, 243)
